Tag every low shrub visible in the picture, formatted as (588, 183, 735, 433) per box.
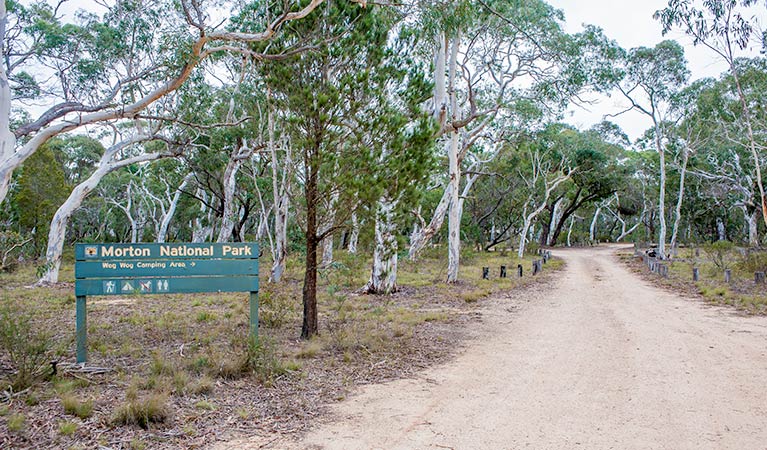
(703, 240, 735, 271)
(112, 393, 170, 428)
(61, 394, 94, 419)
(0, 303, 55, 391)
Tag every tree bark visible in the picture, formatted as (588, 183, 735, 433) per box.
(518, 214, 533, 258)
(590, 206, 602, 242)
(192, 188, 214, 243)
(365, 197, 398, 294)
(301, 145, 320, 339)
(157, 173, 193, 243)
(566, 216, 576, 247)
(0, 2, 15, 204)
(717, 217, 726, 241)
(347, 213, 359, 254)
(445, 34, 461, 283)
(217, 149, 248, 243)
(409, 182, 452, 260)
(546, 197, 564, 246)
(446, 131, 461, 282)
(655, 122, 668, 259)
(669, 146, 689, 252)
(745, 208, 759, 247)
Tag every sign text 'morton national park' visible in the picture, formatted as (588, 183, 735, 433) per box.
(86, 244, 254, 259)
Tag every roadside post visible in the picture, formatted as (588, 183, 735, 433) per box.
(74, 243, 259, 364)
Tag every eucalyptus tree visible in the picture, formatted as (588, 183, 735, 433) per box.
(672, 59, 767, 245)
(515, 132, 573, 257)
(254, 2, 420, 337)
(656, 0, 767, 228)
(537, 125, 624, 247)
(594, 36, 690, 258)
(408, 0, 587, 282)
(0, 0, 367, 206)
(39, 123, 187, 283)
(359, 32, 436, 295)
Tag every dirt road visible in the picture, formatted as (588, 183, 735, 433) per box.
(224, 245, 767, 450)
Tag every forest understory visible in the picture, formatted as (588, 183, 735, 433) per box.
(0, 248, 563, 449)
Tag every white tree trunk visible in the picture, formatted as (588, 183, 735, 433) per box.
(590, 206, 602, 242)
(547, 197, 564, 246)
(518, 215, 533, 258)
(0, 2, 15, 205)
(365, 197, 398, 294)
(38, 132, 167, 282)
(157, 173, 193, 243)
(446, 131, 461, 282)
(717, 217, 726, 241)
(655, 125, 668, 259)
(409, 182, 452, 260)
(567, 216, 575, 247)
(348, 213, 359, 254)
(616, 222, 641, 242)
(322, 234, 334, 267)
(433, 32, 447, 123)
(270, 191, 289, 281)
(40, 168, 109, 283)
(669, 148, 689, 252)
(192, 189, 214, 243)
(217, 156, 244, 243)
(746, 209, 759, 247)
(445, 34, 461, 283)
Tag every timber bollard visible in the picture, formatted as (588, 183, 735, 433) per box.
(659, 264, 668, 278)
(693, 267, 699, 281)
(482, 267, 489, 279)
(755, 271, 765, 284)
(517, 264, 523, 278)
(500, 266, 507, 278)
(725, 269, 732, 283)
(695, 248, 700, 257)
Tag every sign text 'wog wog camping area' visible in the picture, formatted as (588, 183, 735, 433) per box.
(74, 243, 259, 363)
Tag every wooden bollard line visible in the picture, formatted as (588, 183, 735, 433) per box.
(517, 264, 523, 278)
(755, 271, 765, 284)
(724, 269, 732, 283)
(482, 267, 489, 279)
(692, 267, 699, 281)
(500, 266, 507, 278)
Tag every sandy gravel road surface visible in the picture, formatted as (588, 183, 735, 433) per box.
(219, 245, 767, 450)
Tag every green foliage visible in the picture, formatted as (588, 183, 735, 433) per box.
(7, 413, 25, 433)
(0, 231, 34, 272)
(58, 421, 78, 436)
(0, 302, 55, 391)
(13, 144, 71, 255)
(736, 250, 767, 273)
(703, 240, 735, 271)
(240, 336, 289, 384)
(61, 394, 94, 419)
(112, 392, 170, 429)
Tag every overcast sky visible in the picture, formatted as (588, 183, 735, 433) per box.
(547, 0, 766, 142)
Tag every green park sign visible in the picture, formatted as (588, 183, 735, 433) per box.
(74, 242, 259, 364)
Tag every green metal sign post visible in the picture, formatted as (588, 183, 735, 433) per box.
(74, 243, 259, 364)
